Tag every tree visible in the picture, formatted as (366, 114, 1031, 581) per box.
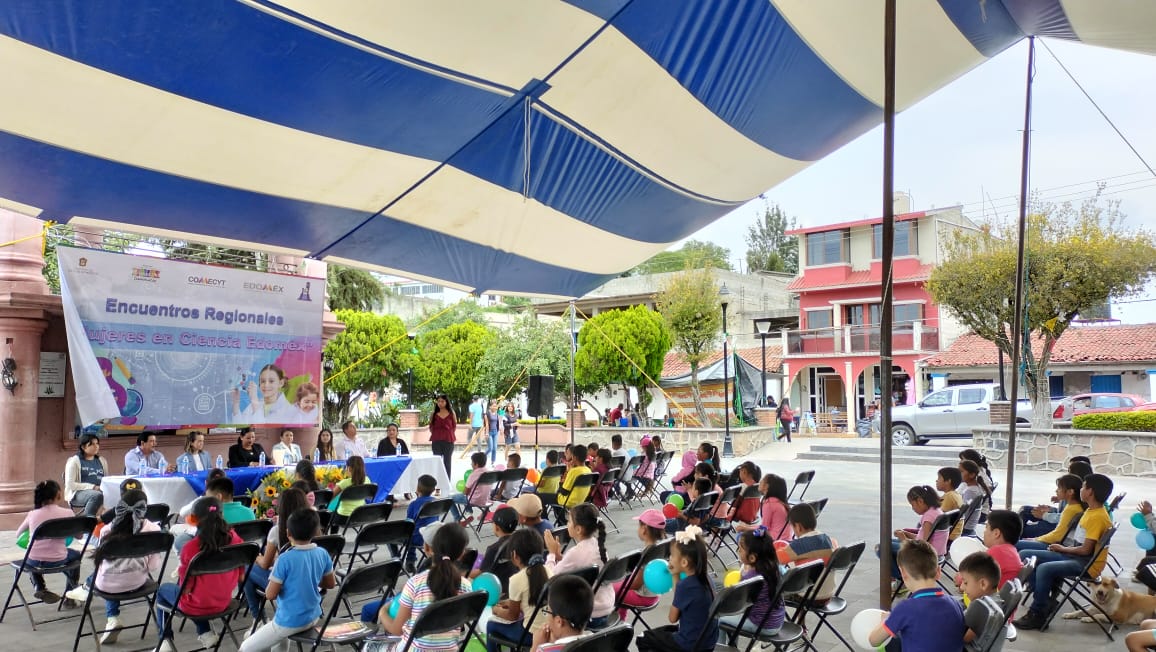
(407, 321, 497, 418)
(746, 203, 799, 273)
(326, 264, 386, 312)
(474, 314, 573, 401)
(42, 226, 145, 293)
(322, 310, 409, 425)
(574, 306, 670, 407)
(927, 198, 1156, 426)
(655, 266, 722, 426)
(156, 239, 267, 271)
(412, 299, 488, 334)
(629, 240, 732, 275)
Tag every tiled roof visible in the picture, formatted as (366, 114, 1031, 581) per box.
(923, 324, 1156, 368)
(662, 345, 783, 379)
(786, 264, 934, 291)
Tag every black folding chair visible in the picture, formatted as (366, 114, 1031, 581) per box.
(694, 577, 763, 652)
(312, 535, 347, 568)
(155, 542, 260, 651)
(683, 491, 720, 531)
(594, 468, 622, 533)
(144, 504, 173, 531)
(341, 520, 415, 575)
(560, 624, 632, 652)
(369, 590, 488, 652)
(1, 515, 96, 629)
(232, 519, 274, 545)
(988, 579, 1024, 651)
(535, 465, 567, 506)
(706, 485, 743, 565)
(289, 560, 402, 652)
(489, 567, 599, 652)
(496, 467, 529, 501)
(329, 484, 381, 532)
(590, 551, 640, 627)
(786, 542, 867, 651)
(787, 471, 815, 503)
(651, 451, 677, 495)
(463, 471, 502, 539)
(1037, 526, 1119, 640)
(614, 456, 644, 509)
(337, 500, 391, 539)
(549, 473, 599, 525)
(549, 526, 573, 554)
(721, 561, 824, 652)
(71, 530, 174, 652)
(615, 540, 671, 630)
(312, 489, 334, 510)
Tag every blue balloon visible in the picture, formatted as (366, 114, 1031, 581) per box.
(1132, 512, 1147, 529)
(388, 595, 401, 619)
(627, 448, 638, 458)
(540, 461, 548, 470)
(473, 572, 502, 607)
(642, 559, 673, 595)
(1137, 530, 1156, 550)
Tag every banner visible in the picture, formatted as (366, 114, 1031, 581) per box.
(58, 248, 325, 428)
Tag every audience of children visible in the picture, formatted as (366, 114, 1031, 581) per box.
(530, 575, 595, 652)
(17, 480, 83, 606)
(487, 528, 552, 652)
(719, 528, 786, 639)
(958, 460, 985, 536)
(735, 473, 790, 540)
(783, 503, 838, 603)
(242, 487, 311, 621)
(957, 552, 1008, 652)
(473, 506, 519, 591)
(1016, 474, 1085, 552)
(543, 503, 613, 629)
(1020, 466, 1088, 539)
(613, 508, 665, 622)
(509, 494, 554, 537)
(636, 525, 718, 652)
(880, 485, 946, 584)
(330, 455, 371, 531)
(869, 539, 965, 652)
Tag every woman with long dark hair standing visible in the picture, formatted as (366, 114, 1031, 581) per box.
(429, 394, 457, 476)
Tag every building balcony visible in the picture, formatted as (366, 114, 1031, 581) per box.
(783, 321, 939, 357)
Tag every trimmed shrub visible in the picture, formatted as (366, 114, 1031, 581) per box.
(1072, 411, 1156, 432)
(517, 418, 566, 425)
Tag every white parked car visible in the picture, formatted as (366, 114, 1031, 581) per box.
(890, 383, 1031, 446)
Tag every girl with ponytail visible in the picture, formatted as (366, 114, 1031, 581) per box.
(487, 528, 552, 652)
(878, 485, 946, 582)
(543, 503, 612, 628)
(378, 523, 473, 652)
(636, 525, 717, 652)
(155, 496, 243, 649)
(720, 528, 785, 637)
(17, 480, 81, 605)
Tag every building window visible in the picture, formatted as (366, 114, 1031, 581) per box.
(894, 303, 922, 324)
(806, 308, 833, 329)
(873, 221, 918, 258)
(806, 230, 849, 266)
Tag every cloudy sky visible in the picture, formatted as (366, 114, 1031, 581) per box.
(686, 37, 1156, 323)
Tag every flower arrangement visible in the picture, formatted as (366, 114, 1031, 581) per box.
(247, 465, 348, 518)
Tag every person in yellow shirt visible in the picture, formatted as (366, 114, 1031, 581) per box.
(936, 467, 965, 540)
(1018, 474, 1085, 549)
(558, 444, 593, 509)
(1014, 473, 1113, 631)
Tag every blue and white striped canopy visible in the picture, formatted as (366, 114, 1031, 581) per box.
(1, 1, 1154, 298)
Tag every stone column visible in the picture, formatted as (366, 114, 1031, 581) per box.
(754, 407, 776, 427)
(567, 409, 586, 429)
(0, 211, 52, 526)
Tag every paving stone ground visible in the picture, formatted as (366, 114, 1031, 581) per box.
(0, 437, 1149, 651)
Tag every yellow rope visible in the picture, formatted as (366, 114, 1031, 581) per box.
(324, 300, 459, 385)
(0, 220, 55, 254)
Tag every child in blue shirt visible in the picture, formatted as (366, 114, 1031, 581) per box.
(869, 539, 964, 652)
(636, 525, 718, 652)
(240, 509, 336, 652)
(402, 475, 438, 571)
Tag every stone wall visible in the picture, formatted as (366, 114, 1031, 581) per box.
(973, 427, 1156, 477)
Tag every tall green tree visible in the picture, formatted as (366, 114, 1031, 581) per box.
(412, 299, 488, 334)
(474, 314, 573, 401)
(326, 264, 386, 312)
(322, 310, 409, 425)
(655, 267, 722, 426)
(156, 240, 267, 271)
(928, 198, 1156, 426)
(629, 240, 732, 275)
(745, 203, 799, 273)
(407, 321, 497, 418)
(574, 306, 670, 407)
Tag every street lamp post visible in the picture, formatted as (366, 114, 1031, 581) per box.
(755, 320, 771, 407)
(720, 284, 733, 458)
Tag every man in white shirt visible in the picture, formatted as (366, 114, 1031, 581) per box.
(339, 420, 370, 459)
(124, 432, 175, 475)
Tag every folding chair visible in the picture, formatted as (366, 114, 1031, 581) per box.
(630, 455, 659, 505)
(144, 504, 173, 531)
(593, 468, 622, 533)
(1037, 526, 1118, 640)
(1, 515, 96, 629)
(549, 473, 599, 525)
(312, 489, 334, 509)
(288, 560, 402, 652)
(615, 539, 671, 631)
(329, 484, 381, 531)
(721, 561, 824, 652)
(785, 542, 866, 651)
(312, 535, 347, 568)
(364, 590, 488, 652)
(461, 470, 502, 539)
(496, 467, 529, 501)
(706, 485, 743, 566)
(984, 579, 1024, 652)
(614, 456, 644, 509)
(337, 500, 391, 537)
(786, 471, 815, 503)
(71, 530, 174, 652)
(590, 551, 641, 628)
(651, 451, 676, 495)
(891, 509, 956, 600)
(488, 567, 599, 652)
(696, 577, 764, 652)
(559, 624, 632, 652)
(683, 491, 720, 532)
(1105, 493, 1127, 575)
(341, 520, 415, 575)
(155, 542, 259, 652)
(232, 519, 274, 545)
(534, 465, 567, 507)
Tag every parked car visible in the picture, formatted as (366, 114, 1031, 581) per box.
(890, 383, 1030, 446)
(1052, 392, 1148, 426)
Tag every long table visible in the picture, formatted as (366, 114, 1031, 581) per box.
(101, 455, 415, 508)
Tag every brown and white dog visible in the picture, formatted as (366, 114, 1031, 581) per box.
(1062, 578, 1156, 624)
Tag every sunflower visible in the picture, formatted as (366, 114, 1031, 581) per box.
(251, 497, 259, 508)
(281, 479, 291, 489)
(265, 485, 277, 497)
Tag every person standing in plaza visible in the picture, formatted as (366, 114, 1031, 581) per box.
(775, 398, 793, 443)
(429, 394, 457, 476)
(468, 395, 485, 448)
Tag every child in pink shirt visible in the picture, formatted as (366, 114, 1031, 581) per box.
(16, 480, 81, 604)
(736, 473, 791, 542)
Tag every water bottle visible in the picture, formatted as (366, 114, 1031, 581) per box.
(216, 454, 224, 470)
(259, 452, 266, 466)
(345, 445, 351, 461)
(178, 457, 189, 475)
(313, 448, 320, 464)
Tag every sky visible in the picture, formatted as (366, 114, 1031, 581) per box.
(683, 37, 1156, 324)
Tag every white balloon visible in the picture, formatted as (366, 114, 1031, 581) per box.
(850, 608, 888, 650)
(949, 536, 988, 568)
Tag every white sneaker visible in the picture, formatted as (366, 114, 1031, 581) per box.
(100, 616, 122, 644)
(1006, 623, 1017, 641)
(198, 630, 220, 649)
(65, 585, 90, 603)
(158, 639, 176, 652)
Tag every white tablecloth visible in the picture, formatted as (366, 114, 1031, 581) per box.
(389, 453, 451, 495)
(101, 475, 198, 511)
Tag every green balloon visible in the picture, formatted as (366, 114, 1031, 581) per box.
(456, 480, 466, 493)
(667, 494, 685, 510)
(16, 530, 29, 549)
(464, 469, 473, 482)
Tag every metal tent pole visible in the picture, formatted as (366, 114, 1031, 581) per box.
(878, 0, 897, 609)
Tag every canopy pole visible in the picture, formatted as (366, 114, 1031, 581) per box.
(569, 299, 577, 447)
(878, 0, 897, 609)
(1006, 36, 1036, 509)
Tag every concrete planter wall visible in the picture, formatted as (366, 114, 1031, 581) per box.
(973, 427, 1156, 477)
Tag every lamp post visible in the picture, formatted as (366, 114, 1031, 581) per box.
(755, 320, 771, 407)
(720, 284, 733, 458)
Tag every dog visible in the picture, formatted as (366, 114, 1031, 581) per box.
(1062, 577, 1156, 624)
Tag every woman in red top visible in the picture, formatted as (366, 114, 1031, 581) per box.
(155, 497, 243, 651)
(776, 398, 794, 442)
(429, 393, 457, 476)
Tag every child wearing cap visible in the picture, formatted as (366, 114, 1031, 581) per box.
(472, 506, 519, 593)
(614, 508, 665, 622)
(509, 494, 554, 537)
